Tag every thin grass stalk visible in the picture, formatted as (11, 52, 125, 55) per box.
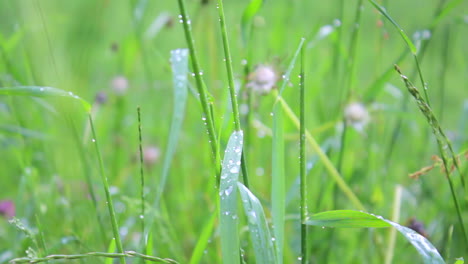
(395, 65, 468, 249)
(177, 0, 220, 176)
(9, 251, 178, 264)
(216, 0, 250, 187)
(35, 214, 48, 257)
(384, 0, 456, 163)
(271, 102, 285, 263)
(299, 40, 308, 264)
(70, 119, 107, 246)
(88, 114, 126, 264)
(215, 0, 241, 131)
(137, 107, 146, 254)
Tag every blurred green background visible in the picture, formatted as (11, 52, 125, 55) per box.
(0, 0, 467, 263)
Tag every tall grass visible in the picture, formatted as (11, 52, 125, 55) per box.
(1, 0, 467, 263)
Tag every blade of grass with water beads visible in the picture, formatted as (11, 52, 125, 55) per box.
(219, 131, 243, 264)
(238, 182, 277, 264)
(0, 86, 91, 113)
(156, 49, 189, 206)
(306, 210, 445, 264)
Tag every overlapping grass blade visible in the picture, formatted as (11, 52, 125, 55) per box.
(105, 239, 116, 264)
(271, 38, 304, 263)
(156, 49, 189, 205)
(238, 183, 276, 264)
(0, 86, 91, 112)
(240, 0, 263, 46)
(306, 210, 445, 264)
(219, 131, 244, 264)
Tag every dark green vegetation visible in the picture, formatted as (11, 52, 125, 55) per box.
(0, 0, 467, 263)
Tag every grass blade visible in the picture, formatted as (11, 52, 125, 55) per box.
(276, 38, 305, 98)
(307, 210, 445, 264)
(88, 115, 126, 264)
(271, 102, 285, 264)
(0, 86, 91, 112)
(189, 211, 216, 264)
(157, 49, 189, 205)
(238, 183, 276, 264)
(240, 0, 263, 46)
(395, 65, 468, 249)
(366, 0, 416, 54)
(105, 238, 116, 264)
(177, 0, 220, 175)
(299, 40, 308, 264)
(219, 131, 244, 264)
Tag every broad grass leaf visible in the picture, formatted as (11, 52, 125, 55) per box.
(238, 183, 276, 264)
(219, 130, 243, 264)
(0, 86, 91, 112)
(307, 210, 445, 264)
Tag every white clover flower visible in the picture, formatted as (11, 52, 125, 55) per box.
(344, 102, 370, 131)
(143, 145, 161, 167)
(246, 65, 278, 95)
(111, 75, 129, 96)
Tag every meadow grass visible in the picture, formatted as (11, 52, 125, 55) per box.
(1, 0, 467, 263)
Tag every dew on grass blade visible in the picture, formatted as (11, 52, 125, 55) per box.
(219, 131, 243, 264)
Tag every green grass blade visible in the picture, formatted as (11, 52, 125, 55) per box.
(240, 0, 263, 46)
(271, 103, 285, 263)
(307, 210, 445, 264)
(367, 0, 416, 54)
(0, 86, 91, 112)
(276, 38, 305, 98)
(189, 210, 216, 264)
(237, 183, 276, 264)
(105, 238, 116, 264)
(89, 115, 126, 264)
(299, 40, 308, 264)
(219, 131, 244, 264)
(157, 49, 189, 205)
(431, 0, 464, 28)
(307, 210, 391, 228)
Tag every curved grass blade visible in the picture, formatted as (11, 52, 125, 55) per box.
(307, 210, 445, 263)
(240, 0, 263, 46)
(219, 131, 244, 264)
(156, 49, 189, 205)
(238, 183, 276, 264)
(0, 86, 91, 113)
(367, 0, 416, 54)
(276, 38, 305, 98)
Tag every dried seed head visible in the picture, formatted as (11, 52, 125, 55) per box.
(246, 65, 278, 95)
(111, 76, 129, 96)
(344, 102, 370, 131)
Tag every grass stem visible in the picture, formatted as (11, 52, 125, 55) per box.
(88, 114, 126, 264)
